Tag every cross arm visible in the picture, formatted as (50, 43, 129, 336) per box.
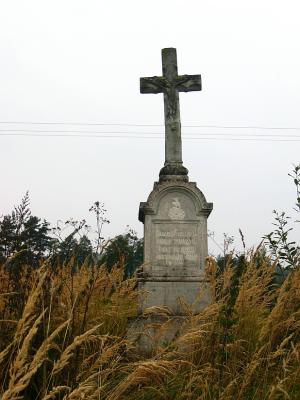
(175, 74, 202, 92)
(140, 76, 168, 94)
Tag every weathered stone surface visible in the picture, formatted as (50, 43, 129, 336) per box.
(140, 48, 201, 180)
(132, 48, 213, 352)
(138, 179, 212, 314)
(128, 315, 188, 355)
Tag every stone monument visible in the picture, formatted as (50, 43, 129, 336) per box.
(134, 48, 213, 349)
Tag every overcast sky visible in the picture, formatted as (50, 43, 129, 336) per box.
(1, 0, 299, 254)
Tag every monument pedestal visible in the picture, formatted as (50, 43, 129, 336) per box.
(131, 178, 212, 352)
(138, 178, 212, 314)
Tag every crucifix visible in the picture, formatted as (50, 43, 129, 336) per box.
(140, 48, 202, 180)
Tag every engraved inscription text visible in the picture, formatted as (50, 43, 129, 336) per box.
(154, 224, 200, 267)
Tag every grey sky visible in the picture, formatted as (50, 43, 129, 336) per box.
(1, 0, 299, 253)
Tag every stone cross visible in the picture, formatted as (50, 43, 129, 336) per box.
(140, 48, 201, 179)
(132, 48, 213, 353)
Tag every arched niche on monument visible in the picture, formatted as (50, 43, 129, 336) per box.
(155, 190, 198, 220)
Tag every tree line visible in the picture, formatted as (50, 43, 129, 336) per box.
(1, 163, 299, 278)
(0, 193, 143, 277)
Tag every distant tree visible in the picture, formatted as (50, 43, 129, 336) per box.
(101, 229, 143, 277)
(53, 234, 93, 266)
(0, 192, 54, 267)
(0, 215, 15, 262)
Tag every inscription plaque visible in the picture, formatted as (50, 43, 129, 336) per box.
(154, 224, 199, 267)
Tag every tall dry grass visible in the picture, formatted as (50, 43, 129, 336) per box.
(0, 252, 300, 399)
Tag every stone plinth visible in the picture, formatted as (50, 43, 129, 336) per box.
(138, 179, 213, 315)
(128, 314, 187, 355)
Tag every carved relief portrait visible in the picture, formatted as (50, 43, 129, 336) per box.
(168, 197, 185, 220)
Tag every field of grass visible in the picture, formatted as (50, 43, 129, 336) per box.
(0, 251, 300, 399)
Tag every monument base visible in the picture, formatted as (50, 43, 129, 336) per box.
(127, 314, 188, 355)
(138, 279, 211, 315)
(126, 278, 211, 355)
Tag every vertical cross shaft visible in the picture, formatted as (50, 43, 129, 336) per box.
(162, 48, 182, 166)
(140, 48, 202, 180)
